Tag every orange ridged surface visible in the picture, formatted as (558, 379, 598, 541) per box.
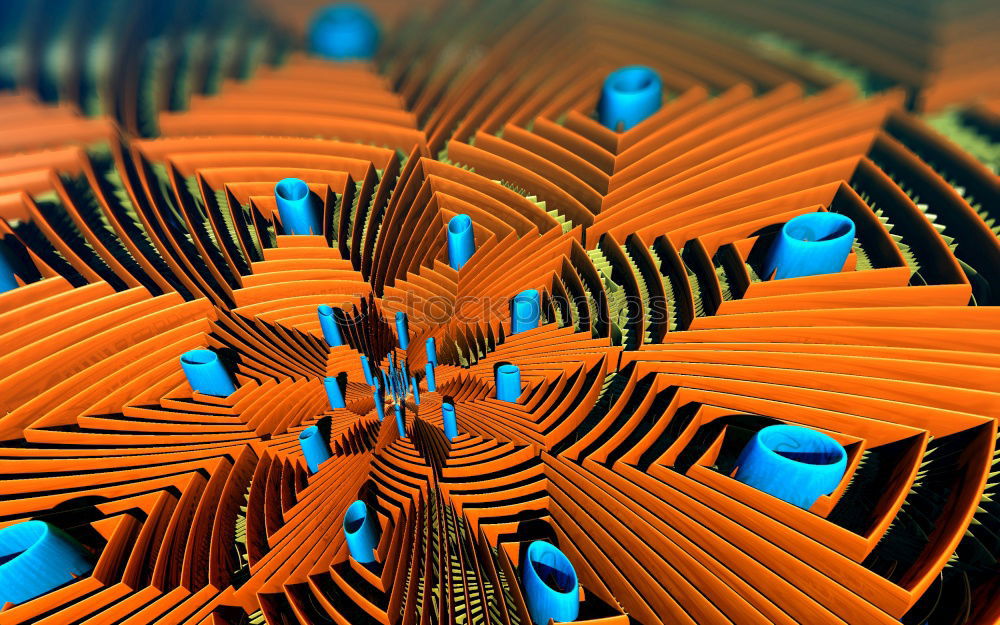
(0, 1, 997, 624)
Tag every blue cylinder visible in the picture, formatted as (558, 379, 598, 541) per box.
(343, 500, 378, 563)
(395, 311, 409, 349)
(360, 355, 374, 386)
(425, 362, 436, 392)
(496, 364, 522, 403)
(394, 403, 407, 438)
(373, 389, 384, 421)
(734, 424, 848, 509)
(426, 337, 437, 365)
(447, 214, 476, 270)
(511, 289, 541, 334)
(522, 541, 579, 625)
(411, 375, 420, 405)
(317, 305, 344, 346)
(0, 521, 92, 606)
(298, 425, 332, 474)
(0, 249, 18, 293)
(324, 376, 346, 409)
(180, 349, 236, 397)
(442, 402, 458, 440)
(597, 66, 662, 132)
(275, 178, 322, 235)
(762, 212, 856, 280)
(309, 3, 380, 61)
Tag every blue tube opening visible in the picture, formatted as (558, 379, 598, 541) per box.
(0, 521, 93, 606)
(597, 66, 662, 132)
(343, 500, 377, 563)
(299, 425, 332, 474)
(763, 212, 856, 280)
(318, 304, 344, 346)
(275, 177, 322, 235)
(522, 541, 579, 625)
(496, 364, 522, 403)
(447, 214, 475, 270)
(511, 289, 541, 334)
(180, 349, 236, 397)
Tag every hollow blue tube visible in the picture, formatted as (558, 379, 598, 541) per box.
(426, 337, 437, 364)
(511, 289, 541, 334)
(373, 389, 384, 421)
(0, 249, 18, 293)
(522, 541, 579, 625)
(411, 375, 420, 405)
(180, 349, 236, 397)
(734, 424, 848, 509)
(425, 362, 436, 392)
(317, 305, 344, 346)
(496, 364, 522, 403)
(360, 355, 374, 386)
(298, 425, 331, 474)
(343, 500, 377, 563)
(309, 3, 380, 61)
(762, 212, 856, 280)
(598, 66, 662, 132)
(394, 403, 407, 438)
(274, 178, 322, 235)
(395, 311, 409, 349)
(447, 214, 475, 270)
(0, 521, 92, 606)
(442, 402, 458, 440)
(324, 376, 346, 409)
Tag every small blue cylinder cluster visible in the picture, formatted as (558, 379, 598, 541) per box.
(0, 249, 18, 293)
(360, 355, 374, 386)
(447, 214, 476, 270)
(734, 424, 848, 509)
(395, 311, 409, 349)
(298, 425, 332, 474)
(394, 403, 407, 438)
(309, 3, 380, 61)
(324, 376, 346, 409)
(318, 305, 344, 346)
(275, 178, 322, 235)
(343, 500, 378, 563)
(598, 66, 662, 132)
(180, 349, 236, 397)
(496, 364, 522, 403)
(762, 212, 855, 280)
(442, 402, 458, 440)
(425, 362, 436, 392)
(522, 540, 579, 625)
(511, 289, 541, 334)
(0, 521, 92, 606)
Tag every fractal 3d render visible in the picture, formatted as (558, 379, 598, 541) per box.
(0, 0, 997, 624)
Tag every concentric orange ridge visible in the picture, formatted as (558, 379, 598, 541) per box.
(0, 1, 997, 624)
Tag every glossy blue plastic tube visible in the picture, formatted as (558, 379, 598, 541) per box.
(395, 311, 409, 349)
(317, 305, 344, 346)
(496, 364, 521, 403)
(511, 289, 540, 334)
(522, 540, 579, 625)
(426, 337, 437, 364)
(324, 376, 346, 409)
(309, 3, 380, 61)
(411, 375, 420, 405)
(274, 178, 322, 235)
(734, 424, 848, 509)
(373, 388, 384, 421)
(180, 349, 236, 397)
(442, 402, 458, 441)
(762, 212, 855, 280)
(343, 500, 378, 563)
(425, 362, 436, 392)
(0, 249, 18, 293)
(0, 521, 92, 606)
(298, 425, 331, 474)
(359, 355, 374, 386)
(394, 403, 407, 438)
(447, 214, 475, 270)
(597, 66, 662, 132)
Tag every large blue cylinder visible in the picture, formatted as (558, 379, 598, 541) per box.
(597, 66, 662, 132)
(511, 289, 541, 334)
(324, 376, 346, 409)
(360, 355, 374, 386)
(318, 305, 344, 346)
(496, 364, 522, 403)
(180, 349, 236, 397)
(0, 521, 92, 606)
(734, 425, 848, 509)
(394, 403, 407, 438)
(522, 541, 579, 625)
(425, 337, 437, 364)
(762, 212, 855, 280)
(425, 362, 436, 392)
(309, 3, 380, 61)
(343, 500, 378, 563)
(298, 425, 332, 474)
(373, 389, 385, 421)
(411, 375, 420, 405)
(0, 249, 18, 293)
(395, 312, 409, 349)
(442, 402, 458, 440)
(447, 214, 476, 270)
(275, 178, 322, 235)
